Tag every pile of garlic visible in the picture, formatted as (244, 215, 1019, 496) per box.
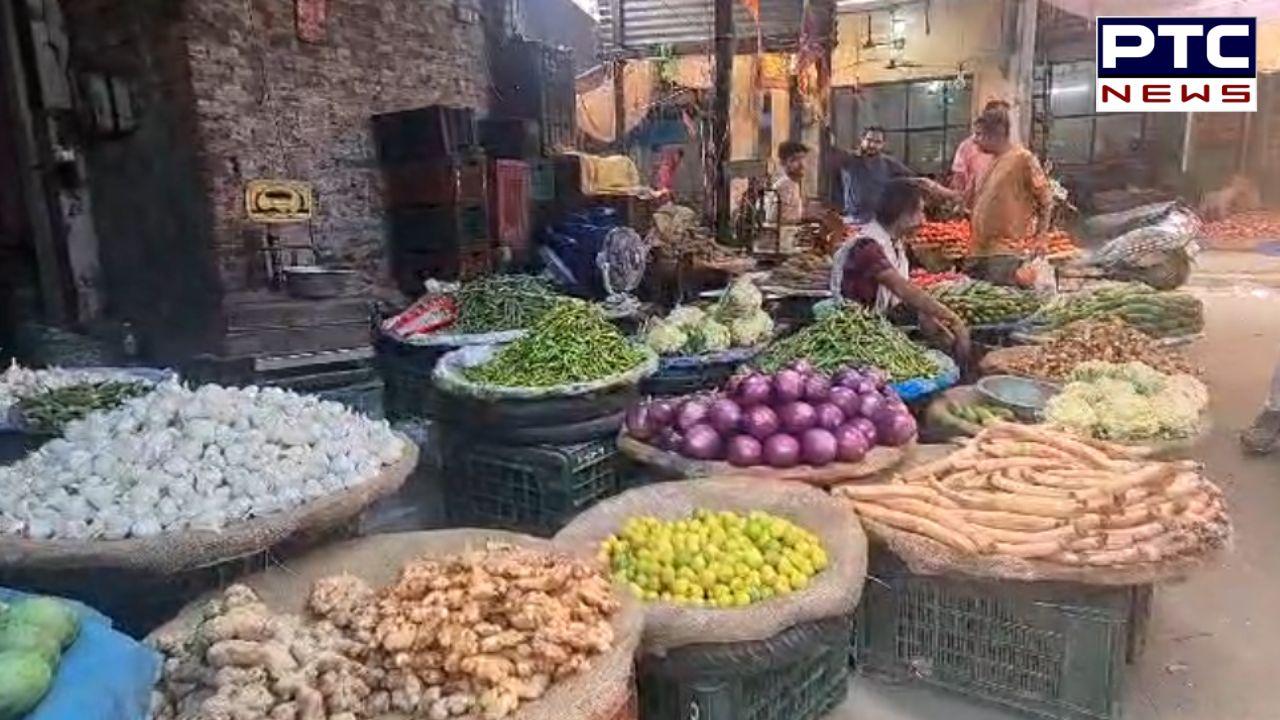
(0, 382, 407, 541)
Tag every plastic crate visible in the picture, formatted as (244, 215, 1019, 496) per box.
(374, 334, 446, 421)
(443, 437, 627, 536)
(854, 552, 1144, 720)
(639, 614, 852, 720)
(641, 363, 738, 397)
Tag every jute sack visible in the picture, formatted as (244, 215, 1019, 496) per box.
(555, 477, 867, 657)
(0, 435, 418, 574)
(151, 529, 643, 720)
(863, 517, 1231, 587)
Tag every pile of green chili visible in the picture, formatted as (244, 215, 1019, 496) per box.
(16, 381, 152, 435)
(453, 275, 563, 334)
(757, 306, 939, 380)
(465, 300, 648, 387)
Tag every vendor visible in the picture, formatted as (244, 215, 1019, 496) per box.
(831, 127, 959, 223)
(967, 107, 1054, 284)
(949, 100, 1009, 208)
(829, 178, 971, 360)
(768, 141, 821, 252)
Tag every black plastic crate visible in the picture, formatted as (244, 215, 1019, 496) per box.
(639, 614, 852, 720)
(374, 334, 448, 421)
(443, 437, 627, 536)
(855, 552, 1145, 720)
(373, 105, 477, 163)
(641, 362, 738, 397)
(390, 205, 490, 253)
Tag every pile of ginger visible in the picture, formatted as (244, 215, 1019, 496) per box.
(152, 544, 621, 720)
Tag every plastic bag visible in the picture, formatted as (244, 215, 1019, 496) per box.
(0, 588, 160, 720)
(1026, 256, 1057, 296)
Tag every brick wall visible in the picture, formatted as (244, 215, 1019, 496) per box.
(62, 0, 225, 361)
(183, 0, 492, 294)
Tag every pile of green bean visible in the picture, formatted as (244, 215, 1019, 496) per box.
(453, 275, 562, 334)
(465, 300, 648, 387)
(757, 306, 939, 380)
(16, 381, 152, 435)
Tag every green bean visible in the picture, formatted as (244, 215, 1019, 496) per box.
(16, 381, 152, 435)
(757, 306, 938, 380)
(453, 275, 562, 334)
(465, 301, 647, 388)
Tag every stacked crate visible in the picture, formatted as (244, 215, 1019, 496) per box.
(373, 106, 495, 294)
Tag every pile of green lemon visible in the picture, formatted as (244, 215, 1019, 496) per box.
(599, 509, 829, 607)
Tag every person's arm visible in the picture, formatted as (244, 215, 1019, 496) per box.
(889, 156, 962, 203)
(949, 140, 972, 192)
(1027, 154, 1055, 251)
(877, 269, 971, 357)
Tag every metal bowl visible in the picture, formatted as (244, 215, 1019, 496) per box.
(283, 266, 357, 299)
(975, 374, 1060, 421)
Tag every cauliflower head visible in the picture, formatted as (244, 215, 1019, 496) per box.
(687, 318, 732, 353)
(717, 277, 764, 320)
(666, 306, 706, 330)
(729, 310, 774, 347)
(645, 319, 689, 355)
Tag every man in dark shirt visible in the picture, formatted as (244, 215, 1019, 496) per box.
(832, 127, 957, 222)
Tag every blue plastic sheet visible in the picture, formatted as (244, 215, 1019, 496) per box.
(0, 588, 159, 720)
(891, 350, 960, 402)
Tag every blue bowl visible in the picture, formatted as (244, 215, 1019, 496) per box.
(975, 375, 1060, 421)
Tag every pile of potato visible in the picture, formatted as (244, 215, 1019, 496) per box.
(837, 423, 1229, 568)
(152, 544, 620, 720)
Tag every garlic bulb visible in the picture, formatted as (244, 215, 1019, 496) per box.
(0, 381, 407, 541)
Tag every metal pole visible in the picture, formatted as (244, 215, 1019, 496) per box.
(712, 0, 733, 240)
(613, 59, 627, 149)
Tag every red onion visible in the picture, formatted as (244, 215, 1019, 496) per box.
(736, 374, 773, 407)
(675, 399, 709, 431)
(657, 428, 683, 451)
(803, 374, 832, 402)
(834, 423, 870, 462)
(742, 405, 781, 440)
(789, 359, 815, 375)
(648, 400, 676, 427)
(772, 369, 804, 403)
(681, 424, 724, 460)
(726, 435, 764, 467)
(707, 398, 744, 436)
(834, 367, 862, 387)
(865, 368, 889, 389)
(857, 393, 884, 419)
(800, 428, 838, 466)
(851, 417, 878, 446)
(777, 401, 817, 434)
(828, 386, 859, 417)
(815, 402, 845, 430)
(873, 408, 918, 447)
(762, 434, 801, 468)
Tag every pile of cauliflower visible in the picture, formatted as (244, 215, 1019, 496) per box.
(0, 382, 406, 541)
(645, 278, 773, 355)
(152, 544, 620, 720)
(1044, 361, 1208, 441)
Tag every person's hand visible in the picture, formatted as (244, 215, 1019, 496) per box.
(951, 322, 973, 376)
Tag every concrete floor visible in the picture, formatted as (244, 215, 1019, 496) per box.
(831, 252, 1280, 720)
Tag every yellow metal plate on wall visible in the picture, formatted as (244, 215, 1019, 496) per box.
(246, 180, 314, 223)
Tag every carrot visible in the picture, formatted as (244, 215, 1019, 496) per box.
(1097, 463, 1176, 495)
(987, 423, 1117, 469)
(1078, 435, 1153, 459)
(1102, 522, 1167, 549)
(929, 480, 1084, 518)
(851, 502, 979, 554)
(988, 473, 1079, 499)
(1076, 547, 1142, 566)
(835, 484, 959, 508)
(960, 510, 1063, 532)
(900, 452, 968, 482)
(973, 524, 1080, 545)
(994, 541, 1063, 558)
(973, 457, 1072, 474)
(875, 498, 995, 552)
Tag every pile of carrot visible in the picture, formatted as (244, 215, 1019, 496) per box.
(835, 423, 1229, 568)
(1202, 210, 1280, 251)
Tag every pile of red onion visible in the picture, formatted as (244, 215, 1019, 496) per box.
(624, 361, 917, 468)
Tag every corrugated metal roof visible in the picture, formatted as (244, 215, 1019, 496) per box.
(599, 0, 803, 55)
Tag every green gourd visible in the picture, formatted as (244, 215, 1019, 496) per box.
(0, 650, 54, 720)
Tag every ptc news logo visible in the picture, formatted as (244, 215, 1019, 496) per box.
(1096, 17, 1257, 112)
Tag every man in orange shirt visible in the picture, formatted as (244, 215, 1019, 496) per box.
(949, 100, 1009, 207)
(966, 107, 1053, 284)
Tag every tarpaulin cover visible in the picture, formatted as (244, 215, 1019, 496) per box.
(0, 588, 160, 720)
